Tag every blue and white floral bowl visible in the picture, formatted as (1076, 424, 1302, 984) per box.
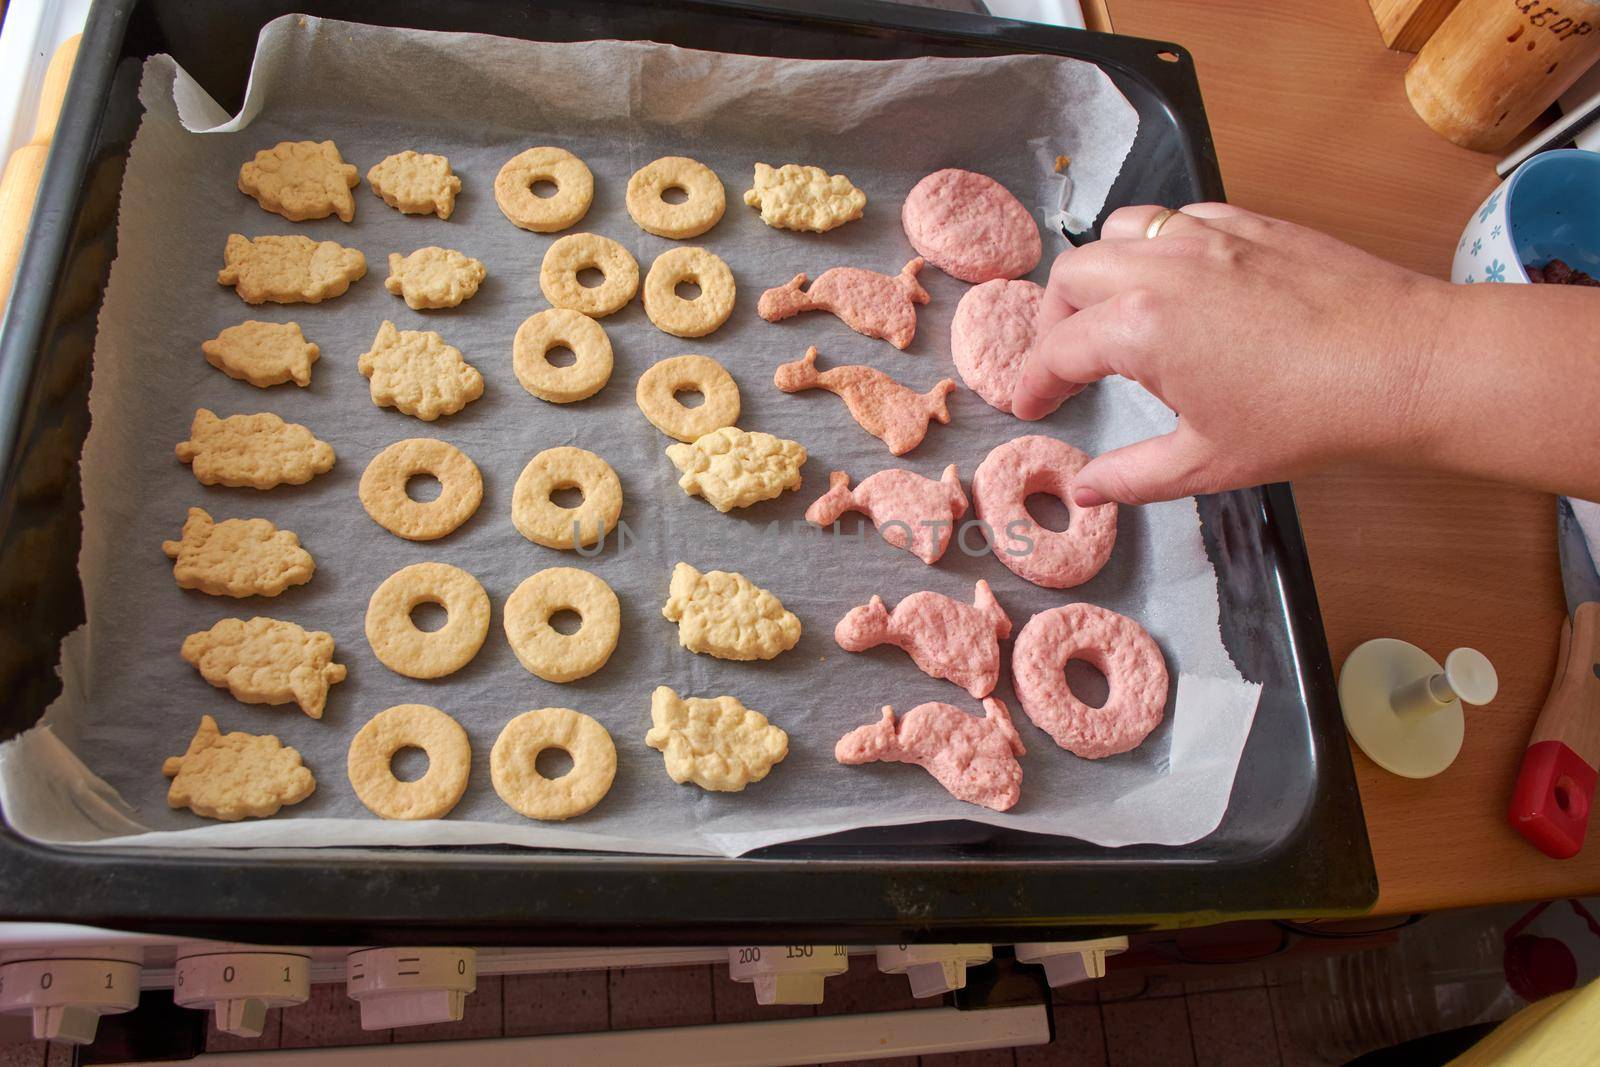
(1452, 148, 1600, 286)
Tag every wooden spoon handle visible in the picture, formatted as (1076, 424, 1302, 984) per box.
(1510, 601, 1600, 858)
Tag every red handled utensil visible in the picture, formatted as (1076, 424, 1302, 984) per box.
(1509, 499, 1600, 858)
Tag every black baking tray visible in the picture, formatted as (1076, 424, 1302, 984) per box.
(0, 0, 1376, 943)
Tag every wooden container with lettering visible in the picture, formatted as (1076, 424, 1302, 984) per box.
(1405, 0, 1600, 152)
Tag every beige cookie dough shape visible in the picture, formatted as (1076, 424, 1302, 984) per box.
(742, 162, 866, 232)
(646, 685, 789, 791)
(367, 151, 461, 219)
(238, 140, 360, 222)
(175, 409, 336, 489)
(665, 426, 806, 512)
(384, 247, 487, 310)
(163, 506, 315, 598)
(662, 562, 801, 661)
(357, 321, 485, 421)
(163, 714, 316, 821)
(202, 321, 319, 388)
(181, 617, 346, 719)
(217, 234, 367, 305)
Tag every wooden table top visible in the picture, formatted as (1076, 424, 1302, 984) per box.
(1107, 0, 1600, 914)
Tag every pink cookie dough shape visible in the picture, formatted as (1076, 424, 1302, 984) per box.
(973, 435, 1115, 588)
(952, 279, 1080, 416)
(805, 464, 968, 565)
(835, 697, 1025, 812)
(836, 580, 1012, 698)
(775, 347, 954, 456)
(1012, 603, 1169, 758)
(759, 258, 930, 349)
(901, 168, 1042, 284)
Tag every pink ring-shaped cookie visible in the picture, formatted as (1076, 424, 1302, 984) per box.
(1012, 603, 1168, 758)
(972, 435, 1116, 588)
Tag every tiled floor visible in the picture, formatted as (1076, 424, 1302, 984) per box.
(0, 962, 1311, 1066)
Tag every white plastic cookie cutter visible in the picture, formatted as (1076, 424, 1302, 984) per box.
(1339, 639, 1499, 778)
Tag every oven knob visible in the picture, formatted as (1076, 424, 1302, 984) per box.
(345, 948, 475, 1030)
(875, 944, 992, 997)
(173, 945, 311, 1038)
(1013, 937, 1130, 988)
(726, 945, 848, 1004)
(0, 946, 143, 1044)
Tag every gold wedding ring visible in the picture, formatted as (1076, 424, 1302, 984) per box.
(1144, 207, 1179, 239)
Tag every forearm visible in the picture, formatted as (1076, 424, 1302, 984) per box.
(1411, 285, 1600, 499)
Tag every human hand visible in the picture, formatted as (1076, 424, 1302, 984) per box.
(1012, 203, 1455, 506)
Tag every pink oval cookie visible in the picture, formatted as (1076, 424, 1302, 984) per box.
(951, 279, 1079, 416)
(1012, 603, 1168, 758)
(901, 169, 1042, 284)
(972, 435, 1115, 588)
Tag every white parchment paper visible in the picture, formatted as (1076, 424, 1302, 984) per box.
(0, 16, 1261, 857)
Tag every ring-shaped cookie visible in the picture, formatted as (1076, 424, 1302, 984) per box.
(1011, 603, 1169, 758)
(511, 446, 623, 550)
(503, 567, 621, 682)
(539, 233, 639, 318)
(490, 707, 617, 821)
(634, 354, 740, 442)
(625, 156, 726, 239)
(358, 438, 484, 541)
(513, 308, 614, 403)
(642, 246, 735, 338)
(972, 435, 1117, 588)
(347, 703, 472, 819)
(494, 146, 594, 232)
(365, 562, 491, 679)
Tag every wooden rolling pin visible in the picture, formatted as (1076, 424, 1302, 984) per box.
(1369, 0, 1463, 52)
(1406, 0, 1600, 152)
(0, 35, 80, 304)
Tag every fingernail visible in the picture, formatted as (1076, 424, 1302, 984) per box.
(1072, 486, 1108, 507)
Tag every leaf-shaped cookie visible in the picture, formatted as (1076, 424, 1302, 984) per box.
(646, 686, 789, 792)
(357, 321, 484, 421)
(742, 162, 866, 232)
(662, 562, 800, 661)
(665, 426, 805, 512)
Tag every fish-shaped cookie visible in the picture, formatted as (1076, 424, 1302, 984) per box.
(175, 409, 335, 489)
(237, 139, 359, 222)
(162, 507, 314, 598)
(201, 321, 319, 388)
(217, 234, 366, 305)
(164, 714, 317, 821)
(182, 617, 347, 719)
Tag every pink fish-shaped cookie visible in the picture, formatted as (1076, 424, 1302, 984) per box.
(805, 464, 967, 565)
(758, 258, 929, 349)
(835, 697, 1025, 812)
(835, 581, 1011, 698)
(775, 347, 953, 456)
